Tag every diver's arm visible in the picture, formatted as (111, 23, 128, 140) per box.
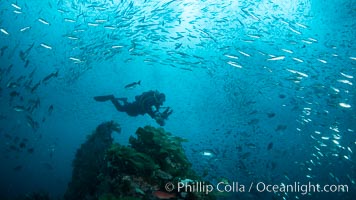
(147, 105, 157, 119)
(154, 104, 160, 111)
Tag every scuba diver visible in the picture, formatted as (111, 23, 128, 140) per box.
(94, 90, 173, 126)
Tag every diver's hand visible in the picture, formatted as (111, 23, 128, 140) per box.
(154, 114, 165, 126)
(162, 107, 173, 118)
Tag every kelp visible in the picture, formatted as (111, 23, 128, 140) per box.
(64, 123, 215, 200)
(64, 121, 120, 200)
(106, 144, 159, 175)
(129, 126, 192, 177)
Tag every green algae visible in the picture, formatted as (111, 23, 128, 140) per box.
(65, 122, 215, 200)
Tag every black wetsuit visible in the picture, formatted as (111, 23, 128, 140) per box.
(94, 90, 172, 126)
(112, 91, 161, 118)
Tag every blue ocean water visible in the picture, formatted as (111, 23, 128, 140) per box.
(0, 0, 355, 199)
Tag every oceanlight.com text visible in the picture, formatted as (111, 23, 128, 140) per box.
(255, 182, 348, 195)
(169, 181, 348, 195)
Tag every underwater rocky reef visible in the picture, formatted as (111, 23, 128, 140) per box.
(64, 121, 216, 200)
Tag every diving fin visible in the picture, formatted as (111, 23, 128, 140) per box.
(94, 95, 115, 102)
